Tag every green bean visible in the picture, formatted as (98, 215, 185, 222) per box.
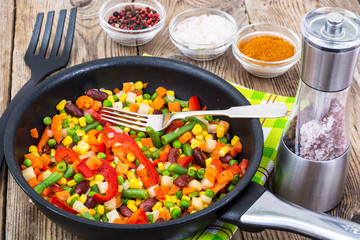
(33, 172, 62, 194)
(56, 161, 67, 172)
(186, 117, 206, 128)
(156, 129, 166, 137)
(61, 185, 72, 193)
(146, 126, 163, 148)
(197, 168, 205, 179)
(163, 96, 189, 108)
(151, 146, 165, 159)
(82, 121, 101, 133)
(161, 108, 170, 114)
(168, 163, 188, 175)
(188, 169, 197, 178)
(147, 214, 154, 223)
(81, 212, 96, 220)
(182, 143, 193, 157)
(121, 189, 149, 199)
(91, 184, 100, 193)
(63, 165, 75, 179)
(101, 213, 109, 222)
(144, 151, 152, 159)
(161, 122, 196, 145)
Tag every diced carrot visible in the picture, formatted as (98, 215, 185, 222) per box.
(37, 126, 50, 154)
(28, 177, 39, 188)
(182, 187, 195, 195)
(30, 128, 39, 138)
(21, 165, 27, 170)
(87, 129, 98, 136)
(41, 187, 52, 197)
(210, 158, 223, 172)
(155, 87, 167, 97)
(158, 209, 171, 221)
(113, 218, 125, 224)
(178, 132, 192, 144)
(160, 185, 170, 195)
(87, 134, 98, 145)
(51, 113, 67, 144)
(118, 156, 137, 169)
(143, 83, 148, 88)
(55, 190, 71, 201)
(151, 96, 165, 110)
(210, 181, 228, 195)
(123, 82, 133, 92)
(218, 120, 230, 134)
(85, 156, 103, 170)
(34, 168, 42, 176)
(89, 145, 99, 153)
(113, 88, 121, 94)
(76, 95, 94, 109)
(140, 138, 154, 148)
(116, 162, 130, 175)
(204, 166, 219, 184)
(25, 153, 43, 170)
(71, 162, 79, 174)
(216, 170, 233, 184)
(137, 168, 152, 189)
(154, 186, 166, 200)
(168, 102, 181, 112)
(37, 172, 45, 182)
(90, 100, 102, 111)
(129, 103, 139, 112)
(187, 206, 195, 213)
(229, 140, 243, 157)
(153, 144, 171, 165)
(167, 184, 181, 195)
(40, 154, 51, 167)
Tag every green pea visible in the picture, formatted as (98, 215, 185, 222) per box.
(119, 125, 125, 130)
(85, 115, 94, 124)
(43, 117, 52, 125)
(165, 201, 175, 209)
(188, 191, 199, 197)
(204, 115, 213, 122)
(137, 132, 146, 138)
(103, 99, 112, 107)
(218, 137, 227, 144)
(161, 108, 170, 114)
(113, 95, 119, 102)
(170, 208, 181, 219)
(74, 125, 81, 130)
(134, 137, 141, 142)
(219, 193, 226, 199)
(62, 119, 69, 128)
(231, 174, 241, 185)
(101, 213, 108, 222)
(197, 168, 205, 179)
(72, 135, 81, 143)
(188, 168, 197, 178)
(118, 176, 124, 185)
(175, 190, 183, 199)
(96, 125, 104, 131)
(214, 118, 220, 122)
(141, 146, 148, 152)
(129, 129, 137, 135)
(205, 189, 215, 198)
(179, 199, 190, 208)
(143, 93, 151, 100)
(227, 184, 235, 192)
(229, 160, 238, 166)
(97, 152, 106, 160)
(56, 161, 67, 172)
(23, 158, 32, 167)
(74, 173, 83, 183)
(162, 169, 171, 176)
(151, 92, 158, 100)
(67, 128, 76, 137)
(172, 140, 182, 149)
(47, 139, 56, 147)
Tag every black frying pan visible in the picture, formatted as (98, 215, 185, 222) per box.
(5, 57, 360, 240)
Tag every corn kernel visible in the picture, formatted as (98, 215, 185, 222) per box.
(101, 90, 112, 96)
(107, 95, 115, 104)
(97, 205, 105, 215)
(204, 134, 213, 141)
(157, 162, 164, 171)
(199, 191, 206, 196)
(135, 95, 144, 103)
(190, 139, 201, 149)
(205, 158, 212, 167)
(129, 179, 143, 189)
(179, 154, 185, 158)
(157, 207, 164, 212)
(143, 99, 150, 105)
(72, 117, 79, 124)
(231, 135, 240, 146)
(67, 179, 77, 187)
(89, 179, 101, 187)
(59, 177, 67, 186)
(95, 174, 105, 182)
(182, 107, 190, 112)
(148, 107, 154, 115)
(82, 135, 89, 143)
(80, 208, 87, 214)
(123, 107, 130, 112)
(134, 81, 144, 90)
(195, 134, 204, 141)
(118, 185, 124, 192)
(123, 127, 130, 133)
(148, 100, 153, 104)
(29, 145, 38, 153)
(69, 123, 75, 128)
(79, 194, 87, 204)
(127, 153, 136, 162)
(149, 147, 156, 152)
(136, 142, 143, 149)
(178, 149, 182, 155)
(218, 146, 230, 157)
(78, 141, 90, 155)
(165, 195, 171, 202)
(188, 166, 197, 171)
(127, 170, 135, 179)
(79, 117, 87, 127)
(72, 145, 79, 153)
(202, 130, 208, 137)
(67, 194, 79, 204)
(128, 204, 137, 212)
(170, 196, 177, 203)
(76, 129, 86, 137)
(166, 90, 175, 96)
(56, 100, 67, 111)
(127, 200, 136, 206)
(152, 202, 163, 211)
(135, 198, 142, 207)
(50, 149, 56, 156)
(110, 163, 116, 169)
(216, 125, 225, 138)
(192, 124, 203, 135)
(62, 136, 73, 146)
(176, 199, 181, 206)
(181, 196, 190, 201)
(119, 93, 127, 103)
(88, 209, 96, 216)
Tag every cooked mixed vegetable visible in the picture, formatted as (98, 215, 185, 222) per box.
(22, 81, 247, 224)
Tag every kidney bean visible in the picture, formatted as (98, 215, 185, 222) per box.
(65, 102, 83, 117)
(73, 181, 89, 196)
(153, 110, 162, 114)
(84, 196, 97, 209)
(139, 198, 158, 212)
(192, 147, 205, 167)
(155, 218, 165, 223)
(220, 153, 233, 163)
(217, 187, 228, 195)
(119, 205, 133, 217)
(181, 212, 190, 218)
(210, 133, 217, 141)
(86, 89, 108, 102)
(167, 147, 179, 164)
(42, 145, 51, 155)
(69, 142, 77, 149)
(53, 143, 64, 150)
(174, 174, 190, 187)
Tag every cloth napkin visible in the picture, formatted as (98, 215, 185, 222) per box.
(186, 82, 295, 240)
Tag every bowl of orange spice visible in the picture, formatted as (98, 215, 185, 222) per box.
(232, 23, 301, 78)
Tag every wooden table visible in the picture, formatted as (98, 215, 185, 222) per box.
(1, 0, 360, 239)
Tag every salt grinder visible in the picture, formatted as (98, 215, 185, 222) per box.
(273, 7, 360, 212)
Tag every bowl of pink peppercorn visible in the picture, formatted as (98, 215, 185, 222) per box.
(99, 0, 166, 46)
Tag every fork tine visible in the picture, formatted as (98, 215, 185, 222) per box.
(38, 11, 55, 56)
(24, 12, 44, 60)
(49, 9, 67, 57)
(102, 107, 150, 118)
(60, 8, 77, 60)
(101, 116, 146, 132)
(101, 110, 148, 122)
(101, 113, 148, 127)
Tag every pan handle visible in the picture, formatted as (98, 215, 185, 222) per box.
(219, 181, 360, 240)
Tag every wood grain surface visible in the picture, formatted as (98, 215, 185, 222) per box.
(1, 0, 360, 239)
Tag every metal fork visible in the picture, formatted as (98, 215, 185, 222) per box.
(0, 8, 77, 169)
(100, 102, 288, 132)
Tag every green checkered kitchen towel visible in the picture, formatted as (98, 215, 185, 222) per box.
(186, 82, 295, 240)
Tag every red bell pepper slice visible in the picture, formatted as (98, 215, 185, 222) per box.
(240, 159, 248, 175)
(126, 208, 148, 224)
(55, 147, 80, 163)
(99, 142, 106, 153)
(188, 96, 200, 111)
(87, 108, 106, 125)
(225, 163, 241, 175)
(165, 120, 185, 134)
(37, 126, 50, 154)
(50, 195, 79, 215)
(177, 156, 193, 168)
(154, 186, 166, 200)
(77, 158, 96, 178)
(91, 160, 119, 203)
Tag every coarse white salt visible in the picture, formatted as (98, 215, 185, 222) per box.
(174, 14, 234, 47)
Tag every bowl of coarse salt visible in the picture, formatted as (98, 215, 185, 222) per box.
(169, 8, 237, 61)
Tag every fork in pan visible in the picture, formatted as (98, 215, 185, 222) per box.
(0, 8, 77, 168)
(100, 102, 289, 132)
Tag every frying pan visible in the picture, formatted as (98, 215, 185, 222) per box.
(5, 57, 360, 240)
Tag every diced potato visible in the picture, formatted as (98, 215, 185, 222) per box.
(191, 197, 204, 211)
(112, 101, 123, 110)
(161, 175, 174, 187)
(72, 200, 88, 213)
(22, 167, 36, 182)
(97, 181, 109, 194)
(147, 184, 158, 198)
(138, 103, 150, 114)
(188, 180, 202, 192)
(203, 139, 217, 153)
(126, 92, 137, 103)
(104, 196, 117, 211)
(107, 209, 121, 223)
(207, 124, 218, 133)
(201, 178, 214, 190)
(200, 194, 212, 204)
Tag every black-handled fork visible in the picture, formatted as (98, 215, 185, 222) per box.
(0, 8, 77, 169)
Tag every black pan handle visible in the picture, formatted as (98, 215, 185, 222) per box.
(219, 181, 360, 239)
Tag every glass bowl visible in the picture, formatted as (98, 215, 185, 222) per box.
(99, 0, 166, 46)
(169, 8, 237, 61)
(232, 23, 301, 78)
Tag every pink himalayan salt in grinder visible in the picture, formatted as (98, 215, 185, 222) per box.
(273, 7, 360, 212)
